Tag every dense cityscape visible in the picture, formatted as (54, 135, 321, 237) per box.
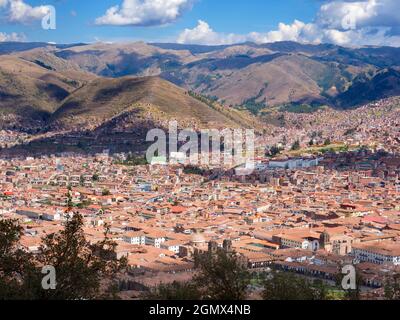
(1, 0, 400, 307)
(1, 96, 399, 300)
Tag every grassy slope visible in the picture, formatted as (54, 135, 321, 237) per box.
(49, 76, 256, 131)
(0, 56, 88, 123)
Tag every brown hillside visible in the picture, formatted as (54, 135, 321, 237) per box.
(0, 55, 90, 130)
(49, 76, 253, 131)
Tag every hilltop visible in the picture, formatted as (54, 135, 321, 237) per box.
(2, 41, 400, 117)
(48, 76, 254, 132)
(0, 47, 258, 133)
(0, 54, 94, 131)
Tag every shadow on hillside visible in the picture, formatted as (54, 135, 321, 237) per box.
(0, 120, 164, 158)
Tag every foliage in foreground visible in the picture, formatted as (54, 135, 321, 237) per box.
(384, 273, 400, 300)
(144, 249, 251, 300)
(145, 250, 371, 301)
(262, 271, 329, 300)
(193, 250, 251, 300)
(144, 281, 202, 300)
(0, 214, 126, 300)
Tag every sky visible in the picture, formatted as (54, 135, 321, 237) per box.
(1, 0, 400, 47)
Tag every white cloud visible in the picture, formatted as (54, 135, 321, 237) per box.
(317, 0, 400, 30)
(177, 20, 246, 45)
(248, 20, 321, 44)
(317, 0, 380, 30)
(177, 0, 400, 47)
(0, 31, 25, 42)
(251, 20, 357, 46)
(96, 0, 192, 26)
(0, 0, 51, 23)
(177, 20, 326, 46)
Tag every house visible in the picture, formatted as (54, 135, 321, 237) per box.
(269, 157, 323, 169)
(123, 232, 146, 245)
(274, 233, 320, 251)
(145, 232, 166, 248)
(352, 241, 400, 265)
(161, 240, 182, 254)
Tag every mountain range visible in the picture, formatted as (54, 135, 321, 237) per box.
(1, 40, 400, 154)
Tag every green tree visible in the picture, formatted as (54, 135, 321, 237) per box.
(268, 145, 282, 157)
(102, 189, 111, 196)
(291, 140, 301, 151)
(0, 215, 126, 300)
(36, 214, 126, 300)
(193, 249, 251, 300)
(384, 273, 400, 300)
(335, 268, 363, 300)
(324, 138, 331, 146)
(67, 189, 73, 209)
(262, 271, 329, 300)
(144, 281, 201, 300)
(0, 219, 39, 300)
(80, 175, 85, 186)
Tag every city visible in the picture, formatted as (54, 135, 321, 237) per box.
(0, 0, 400, 310)
(1, 96, 399, 300)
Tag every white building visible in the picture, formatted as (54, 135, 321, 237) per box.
(161, 241, 181, 254)
(352, 242, 400, 265)
(277, 234, 320, 251)
(269, 157, 323, 170)
(123, 232, 146, 245)
(145, 234, 166, 248)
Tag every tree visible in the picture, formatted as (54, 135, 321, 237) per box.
(102, 189, 111, 196)
(0, 215, 126, 300)
(0, 219, 39, 300)
(183, 165, 205, 176)
(36, 214, 127, 300)
(291, 140, 301, 151)
(144, 281, 201, 300)
(262, 271, 329, 300)
(384, 273, 400, 300)
(67, 189, 73, 208)
(80, 175, 85, 186)
(268, 145, 282, 157)
(193, 249, 251, 300)
(334, 266, 363, 301)
(324, 138, 331, 146)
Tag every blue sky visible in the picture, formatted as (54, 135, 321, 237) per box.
(1, 0, 400, 47)
(0, 0, 319, 43)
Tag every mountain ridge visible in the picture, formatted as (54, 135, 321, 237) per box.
(1, 40, 400, 135)
(18, 40, 398, 111)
